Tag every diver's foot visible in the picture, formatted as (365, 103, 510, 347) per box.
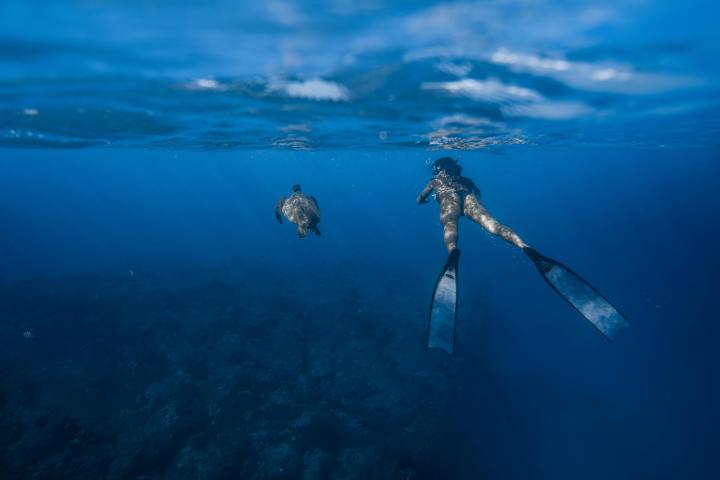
(513, 236, 529, 250)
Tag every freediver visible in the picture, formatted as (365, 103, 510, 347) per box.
(417, 156, 527, 253)
(275, 184, 321, 238)
(418, 157, 628, 354)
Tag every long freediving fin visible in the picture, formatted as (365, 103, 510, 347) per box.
(524, 247, 629, 339)
(428, 249, 460, 354)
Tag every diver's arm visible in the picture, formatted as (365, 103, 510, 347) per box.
(275, 197, 285, 223)
(417, 180, 435, 204)
(469, 179, 481, 196)
(460, 176, 481, 196)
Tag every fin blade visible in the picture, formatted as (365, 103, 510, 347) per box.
(526, 248, 629, 339)
(428, 249, 460, 354)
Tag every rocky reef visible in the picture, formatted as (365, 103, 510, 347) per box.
(0, 265, 480, 479)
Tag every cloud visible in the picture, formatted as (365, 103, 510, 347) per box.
(489, 47, 696, 94)
(402, 1, 620, 48)
(264, 0, 306, 28)
(269, 78, 350, 101)
(502, 101, 594, 120)
(181, 78, 229, 91)
(431, 114, 501, 128)
(421, 78, 541, 103)
(422, 77, 595, 120)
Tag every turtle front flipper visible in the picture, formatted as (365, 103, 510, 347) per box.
(275, 196, 285, 223)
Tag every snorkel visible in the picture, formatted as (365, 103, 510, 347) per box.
(432, 156, 462, 178)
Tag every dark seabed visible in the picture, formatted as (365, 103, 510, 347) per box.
(0, 265, 471, 479)
(1, 0, 720, 479)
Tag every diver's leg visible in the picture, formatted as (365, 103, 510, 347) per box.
(439, 199, 461, 253)
(463, 195, 527, 249)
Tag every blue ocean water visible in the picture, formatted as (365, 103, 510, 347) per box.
(1, 1, 719, 479)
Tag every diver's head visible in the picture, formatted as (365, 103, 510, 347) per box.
(432, 157, 462, 177)
(292, 184, 302, 192)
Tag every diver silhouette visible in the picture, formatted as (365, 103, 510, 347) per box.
(419, 157, 629, 354)
(417, 157, 526, 253)
(275, 184, 321, 238)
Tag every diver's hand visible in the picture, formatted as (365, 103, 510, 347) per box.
(417, 196, 428, 204)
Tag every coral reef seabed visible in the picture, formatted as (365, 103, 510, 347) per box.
(0, 265, 485, 479)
